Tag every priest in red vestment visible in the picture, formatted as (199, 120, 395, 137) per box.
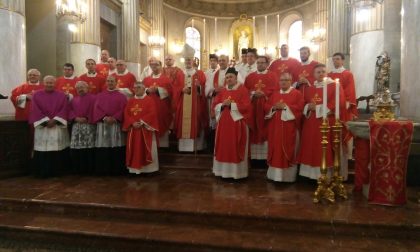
(123, 83, 160, 174)
(264, 72, 304, 182)
(56, 63, 79, 98)
(244, 56, 279, 160)
(174, 44, 208, 152)
(143, 60, 173, 147)
(95, 49, 110, 78)
(111, 59, 137, 97)
(212, 67, 251, 179)
(79, 59, 106, 94)
(295, 47, 319, 96)
(297, 64, 346, 180)
(268, 44, 300, 82)
(163, 54, 184, 112)
(10, 69, 44, 121)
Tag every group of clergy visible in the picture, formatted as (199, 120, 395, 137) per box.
(10, 44, 357, 182)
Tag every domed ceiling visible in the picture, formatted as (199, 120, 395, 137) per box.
(163, 0, 310, 17)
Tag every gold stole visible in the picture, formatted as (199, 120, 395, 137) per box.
(182, 74, 193, 138)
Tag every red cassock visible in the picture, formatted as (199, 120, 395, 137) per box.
(55, 76, 79, 96)
(110, 72, 137, 93)
(95, 63, 110, 78)
(265, 88, 304, 168)
(162, 66, 184, 111)
(123, 96, 159, 170)
(297, 80, 346, 168)
(78, 73, 106, 94)
(212, 85, 251, 163)
(268, 58, 301, 83)
(174, 70, 209, 139)
(143, 75, 173, 137)
(244, 71, 279, 144)
(295, 60, 319, 96)
(328, 70, 358, 120)
(10, 82, 44, 121)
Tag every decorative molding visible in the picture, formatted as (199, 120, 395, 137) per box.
(0, 0, 25, 15)
(140, 16, 151, 33)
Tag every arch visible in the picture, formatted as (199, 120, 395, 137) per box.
(229, 15, 254, 61)
(279, 11, 303, 58)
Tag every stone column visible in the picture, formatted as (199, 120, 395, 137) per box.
(149, 0, 164, 61)
(70, 0, 101, 75)
(400, 0, 420, 120)
(314, 0, 328, 64)
(122, 0, 140, 78)
(383, 0, 402, 93)
(0, 0, 26, 115)
(327, 0, 351, 69)
(349, 3, 384, 108)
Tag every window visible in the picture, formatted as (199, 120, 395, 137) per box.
(185, 27, 201, 63)
(288, 20, 303, 59)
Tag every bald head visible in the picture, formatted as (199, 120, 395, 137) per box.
(27, 69, 41, 83)
(164, 54, 175, 67)
(101, 50, 110, 63)
(116, 59, 127, 74)
(218, 55, 229, 70)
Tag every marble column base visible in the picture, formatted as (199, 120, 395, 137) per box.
(126, 62, 141, 80)
(0, 9, 26, 115)
(350, 30, 384, 109)
(70, 43, 101, 76)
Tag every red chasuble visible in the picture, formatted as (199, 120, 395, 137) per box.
(78, 73, 106, 94)
(95, 63, 109, 78)
(143, 75, 173, 137)
(10, 82, 44, 121)
(244, 71, 279, 144)
(123, 95, 159, 169)
(174, 69, 208, 139)
(295, 60, 319, 96)
(110, 71, 137, 93)
(265, 88, 304, 168)
(328, 69, 358, 120)
(296, 80, 345, 168)
(55, 76, 79, 96)
(162, 66, 184, 111)
(212, 85, 251, 163)
(268, 57, 300, 83)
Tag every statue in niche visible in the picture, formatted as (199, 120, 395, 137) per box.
(237, 31, 250, 56)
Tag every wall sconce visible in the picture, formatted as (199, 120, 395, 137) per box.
(306, 23, 326, 44)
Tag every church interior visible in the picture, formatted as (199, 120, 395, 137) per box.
(0, 0, 419, 251)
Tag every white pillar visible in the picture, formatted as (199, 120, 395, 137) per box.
(349, 3, 384, 108)
(122, 0, 140, 79)
(400, 0, 420, 120)
(0, 0, 26, 115)
(70, 0, 101, 76)
(314, 0, 328, 64)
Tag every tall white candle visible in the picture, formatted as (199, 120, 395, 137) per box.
(264, 16, 268, 47)
(335, 78, 340, 120)
(252, 16, 256, 47)
(323, 77, 328, 119)
(203, 19, 206, 50)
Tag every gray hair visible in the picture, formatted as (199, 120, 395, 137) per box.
(27, 68, 41, 76)
(75, 81, 88, 89)
(43, 75, 56, 82)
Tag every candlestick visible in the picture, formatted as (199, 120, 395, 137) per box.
(322, 77, 328, 119)
(335, 78, 340, 120)
(329, 120, 348, 201)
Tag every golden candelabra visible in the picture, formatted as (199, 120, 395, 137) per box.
(329, 120, 348, 200)
(313, 119, 335, 203)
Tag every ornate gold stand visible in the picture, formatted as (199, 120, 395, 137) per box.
(313, 119, 335, 203)
(329, 120, 348, 200)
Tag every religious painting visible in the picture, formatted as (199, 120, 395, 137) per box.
(231, 14, 254, 60)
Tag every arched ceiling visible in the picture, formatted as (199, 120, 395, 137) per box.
(163, 0, 310, 17)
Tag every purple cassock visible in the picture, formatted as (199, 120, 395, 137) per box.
(29, 90, 68, 126)
(92, 89, 127, 123)
(69, 93, 96, 123)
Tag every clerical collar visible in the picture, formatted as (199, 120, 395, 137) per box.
(301, 60, 311, 66)
(135, 93, 147, 99)
(257, 69, 268, 74)
(227, 82, 240, 90)
(64, 75, 76, 80)
(280, 86, 293, 94)
(331, 66, 345, 73)
(281, 57, 289, 60)
(184, 68, 196, 76)
(116, 69, 129, 76)
(314, 77, 335, 88)
(28, 81, 40, 85)
(152, 73, 161, 78)
(87, 72, 97, 77)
